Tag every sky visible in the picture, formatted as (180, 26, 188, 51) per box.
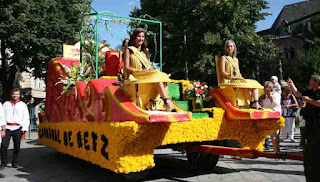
(91, 0, 306, 48)
(91, 0, 140, 49)
(255, 0, 307, 31)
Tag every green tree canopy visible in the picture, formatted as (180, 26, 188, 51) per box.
(0, 0, 91, 100)
(299, 45, 320, 84)
(131, 0, 278, 85)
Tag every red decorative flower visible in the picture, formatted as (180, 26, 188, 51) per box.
(196, 89, 204, 94)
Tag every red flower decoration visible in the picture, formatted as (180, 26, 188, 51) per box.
(196, 89, 204, 94)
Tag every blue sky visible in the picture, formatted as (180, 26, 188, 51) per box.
(91, 0, 306, 48)
(91, 0, 140, 16)
(91, 0, 140, 49)
(256, 0, 306, 31)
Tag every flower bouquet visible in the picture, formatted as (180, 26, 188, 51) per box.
(185, 81, 212, 109)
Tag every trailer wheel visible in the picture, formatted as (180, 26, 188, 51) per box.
(187, 152, 219, 171)
(121, 169, 149, 181)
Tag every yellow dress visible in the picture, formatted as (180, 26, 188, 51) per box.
(124, 46, 171, 109)
(124, 46, 171, 84)
(219, 56, 263, 107)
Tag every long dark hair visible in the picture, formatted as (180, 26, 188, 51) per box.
(122, 37, 129, 48)
(129, 28, 149, 58)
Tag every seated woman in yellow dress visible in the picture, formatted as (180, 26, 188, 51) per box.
(219, 40, 263, 109)
(123, 28, 176, 112)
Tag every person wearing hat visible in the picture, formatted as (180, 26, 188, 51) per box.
(271, 76, 281, 95)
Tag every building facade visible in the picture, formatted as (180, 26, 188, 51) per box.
(18, 71, 46, 130)
(258, 0, 320, 82)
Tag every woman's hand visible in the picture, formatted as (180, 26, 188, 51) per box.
(1, 130, 5, 138)
(302, 96, 311, 102)
(287, 78, 295, 88)
(139, 68, 152, 72)
(269, 95, 274, 102)
(232, 76, 245, 80)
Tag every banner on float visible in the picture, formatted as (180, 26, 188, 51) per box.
(63, 44, 80, 59)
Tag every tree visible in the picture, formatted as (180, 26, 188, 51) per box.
(131, 0, 278, 85)
(0, 0, 91, 101)
(297, 45, 320, 89)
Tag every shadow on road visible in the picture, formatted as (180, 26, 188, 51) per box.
(230, 158, 303, 166)
(235, 167, 305, 176)
(5, 139, 304, 182)
(12, 146, 125, 182)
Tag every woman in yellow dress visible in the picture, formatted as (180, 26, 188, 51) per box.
(220, 40, 263, 109)
(123, 28, 176, 112)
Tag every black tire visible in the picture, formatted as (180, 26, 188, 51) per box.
(121, 169, 150, 181)
(187, 152, 219, 171)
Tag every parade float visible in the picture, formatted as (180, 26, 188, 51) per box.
(38, 8, 289, 178)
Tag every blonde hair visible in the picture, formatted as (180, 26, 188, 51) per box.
(224, 40, 237, 58)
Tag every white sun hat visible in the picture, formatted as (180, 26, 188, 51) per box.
(271, 76, 278, 82)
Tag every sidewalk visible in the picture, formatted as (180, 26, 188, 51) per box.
(265, 127, 303, 154)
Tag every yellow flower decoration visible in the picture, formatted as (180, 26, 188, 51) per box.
(187, 83, 194, 90)
(38, 108, 283, 174)
(101, 76, 118, 80)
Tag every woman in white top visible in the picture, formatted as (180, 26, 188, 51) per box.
(259, 81, 281, 152)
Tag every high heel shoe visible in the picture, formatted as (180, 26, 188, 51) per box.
(145, 99, 157, 111)
(250, 100, 263, 110)
(161, 97, 177, 112)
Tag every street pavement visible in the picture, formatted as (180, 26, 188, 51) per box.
(0, 129, 305, 182)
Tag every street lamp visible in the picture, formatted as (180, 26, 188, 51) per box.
(184, 34, 189, 80)
(279, 59, 283, 82)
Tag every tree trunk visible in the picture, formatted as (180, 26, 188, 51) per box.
(0, 40, 13, 102)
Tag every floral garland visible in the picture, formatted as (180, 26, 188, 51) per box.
(38, 108, 283, 174)
(101, 76, 118, 80)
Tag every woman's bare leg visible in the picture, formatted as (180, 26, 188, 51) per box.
(144, 84, 159, 110)
(271, 134, 280, 152)
(156, 82, 174, 111)
(251, 88, 261, 108)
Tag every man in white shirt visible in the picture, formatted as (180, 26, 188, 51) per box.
(260, 81, 281, 152)
(1, 88, 30, 169)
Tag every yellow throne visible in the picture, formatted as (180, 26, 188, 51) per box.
(215, 56, 251, 108)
